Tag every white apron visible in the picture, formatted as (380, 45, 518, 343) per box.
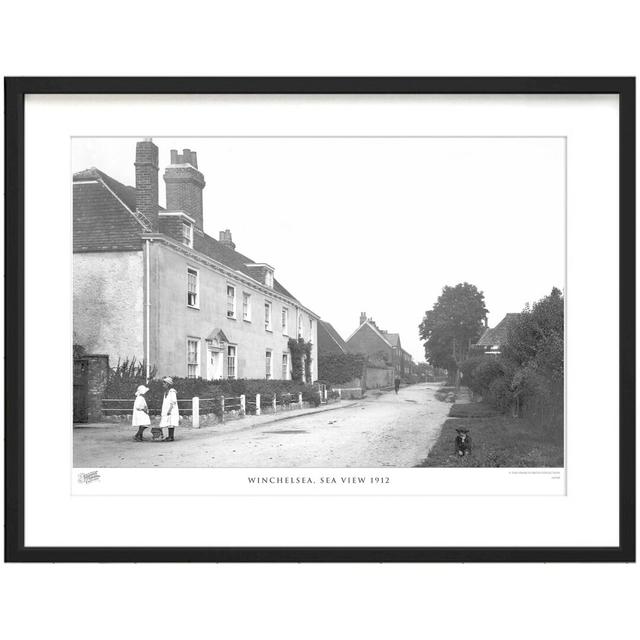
(132, 395, 151, 427)
(160, 388, 180, 427)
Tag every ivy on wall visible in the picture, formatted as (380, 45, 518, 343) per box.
(288, 337, 313, 383)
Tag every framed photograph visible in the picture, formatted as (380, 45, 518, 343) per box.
(5, 77, 635, 562)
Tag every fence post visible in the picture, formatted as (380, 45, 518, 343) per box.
(272, 394, 277, 413)
(220, 395, 225, 422)
(337, 389, 342, 400)
(255, 393, 261, 416)
(240, 394, 246, 415)
(192, 396, 200, 429)
(323, 386, 328, 402)
(298, 392, 303, 409)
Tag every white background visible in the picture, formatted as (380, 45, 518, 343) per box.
(1, 2, 638, 640)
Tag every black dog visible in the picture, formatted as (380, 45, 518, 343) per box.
(455, 428, 472, 456)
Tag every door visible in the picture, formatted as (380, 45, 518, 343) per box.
(207, 348, 224, 380)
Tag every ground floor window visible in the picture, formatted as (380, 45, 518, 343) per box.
(265, 350, 272, 379)
(282, 353, 289, 379)
(187, 338, 200, 378)
(227, 345, 237, 379)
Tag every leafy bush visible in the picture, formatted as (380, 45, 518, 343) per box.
(487, 377, 513, 411)
(471, 360, 506, 395)
(318, 353, 366, 384)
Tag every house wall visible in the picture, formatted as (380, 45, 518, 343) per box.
(149, 241, 318, 381)
(73, 251, 144, 361)
(347, 324, 400, 374)
(347, 324, 393, 362)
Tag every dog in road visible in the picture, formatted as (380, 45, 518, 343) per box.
(455, 428, 472, 456)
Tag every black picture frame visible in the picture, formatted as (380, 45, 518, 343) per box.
(4, 77, 635, 563)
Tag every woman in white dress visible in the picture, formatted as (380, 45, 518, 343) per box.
(160, 377, 179, 442)
(132, 385, 151, 442)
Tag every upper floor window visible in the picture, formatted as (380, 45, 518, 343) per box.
(281, 307, 289, 335)
(182, 222, 193, 248)
(265, 301, 272, 331)
(297, 311, 303, 338)
(242, 292, 251, 321)
(309, 318, 313, 334)
(227, 285, 236, 318)
(187, 268, 199, 308)
(265, 270, 274, 288)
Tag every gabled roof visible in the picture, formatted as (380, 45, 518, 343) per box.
(73, 167, 299, 304)
(318, 320, 349, 354)
(346, 320, 393, 348)
(476, 313, 521, 347)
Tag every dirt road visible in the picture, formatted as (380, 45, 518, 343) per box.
(74, 383, 450, 468)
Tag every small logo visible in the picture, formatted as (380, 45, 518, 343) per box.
(78, 470, 101, 484)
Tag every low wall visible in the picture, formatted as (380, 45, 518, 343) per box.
(365, 367, 394, 389)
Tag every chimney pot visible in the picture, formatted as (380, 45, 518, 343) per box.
(219, 229, 236, 250)
(164, 148, 206, 229)
(135, 138, 159, 230)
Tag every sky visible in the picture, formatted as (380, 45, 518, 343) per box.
(72, 136, 565, 361)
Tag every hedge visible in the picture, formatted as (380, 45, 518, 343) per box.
(318, 353, 366, 384)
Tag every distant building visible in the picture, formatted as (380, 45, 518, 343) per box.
(73, 139, 319, 381)
(475, 313, 521, 356)
(346, 312, 414, 378)
(317, 320, 350, 356)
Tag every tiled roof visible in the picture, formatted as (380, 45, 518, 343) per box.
(73, 167, 299, 303)
(73, 169, 146, 252)
(196, 232, 297, 302)
(318, 320, 349, 354)
(382, 331, 400, 347)
(476, 313, 521, 347)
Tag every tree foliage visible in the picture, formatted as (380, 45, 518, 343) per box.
(418, 282, 488, 372)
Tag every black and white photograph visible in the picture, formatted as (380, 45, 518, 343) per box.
(72, 135, 565, 471)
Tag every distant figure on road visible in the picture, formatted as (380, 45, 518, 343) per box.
(394, 377, 401, 394)
(132, 385, 150, 442)
(160, 377, 179, 442)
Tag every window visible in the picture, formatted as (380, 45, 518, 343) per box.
(282, 353, 289, 380)
(187, 338, 200, 378)
(265, 301, 272, 331)
(242, 292, 251, 321)
(227, 285, 236, 318)
(265, 270, 274, 288)
(281, 307, 289, 334)
(265, 350, 272, 379)
(227, 345, 237, 379)
(182, 222, 193, 248)
(297, 310, 303, 338)
(187, 268, 199, 308)
(309, 318, 313, 334)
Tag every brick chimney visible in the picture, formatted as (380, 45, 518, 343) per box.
(219, 229, 236, 250)
(163, 149, 206, 229)
(135, 138, 159, 229)
(360, 312, 367, 325)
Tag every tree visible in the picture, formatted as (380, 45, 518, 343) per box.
(418, 282, 488, 381)
(500, 287, 564, 426)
